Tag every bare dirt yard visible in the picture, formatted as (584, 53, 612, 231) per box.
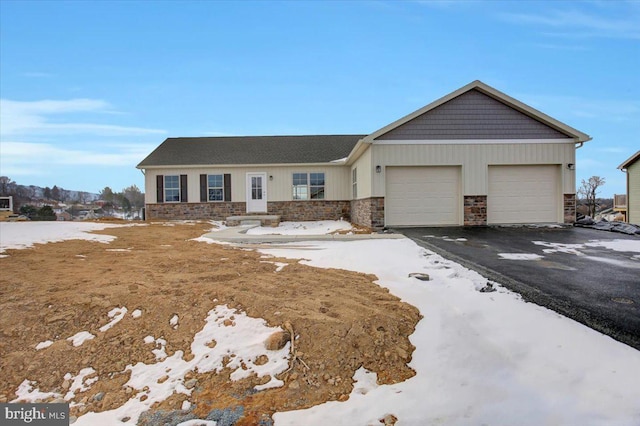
(0, 221, 421, 425)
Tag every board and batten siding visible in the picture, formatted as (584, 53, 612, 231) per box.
(628, 160, 640, 224)
(376, 89, 572, 141)
(144, 165, 351, 204)
(370, 142, 576, 197)
(351, 146, 373, 199)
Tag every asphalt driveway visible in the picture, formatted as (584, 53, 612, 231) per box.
(396, 226, 640, 350)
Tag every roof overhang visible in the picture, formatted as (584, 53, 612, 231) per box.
(618, 150, 640, 171)
(363, 80, 592, 144)
(137, 162, 350, 170)
(344, 138, 370, 166)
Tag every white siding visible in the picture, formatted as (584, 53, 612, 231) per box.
(351, 146, 373, 199)
(143, 165, 351, 204)
(628, 161, 640, 224)
(371, 142, 575, 196)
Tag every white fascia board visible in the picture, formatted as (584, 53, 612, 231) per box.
(138, 162, 349, 169)
(618, 150, 640, 170)
(373, 138, 576, 145)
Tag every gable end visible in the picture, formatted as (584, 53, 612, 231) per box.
(376, 89, 572, 140)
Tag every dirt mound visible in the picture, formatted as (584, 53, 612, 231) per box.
(0, 222, 421, 424)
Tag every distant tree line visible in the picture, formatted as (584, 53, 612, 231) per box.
(0, 176, 144, 219)
(98, 185, 145, 217)
(0, 176, 95, 209)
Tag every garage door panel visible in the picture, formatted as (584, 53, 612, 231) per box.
(488, 165, 559, 224)
(386, 167, 460, 226)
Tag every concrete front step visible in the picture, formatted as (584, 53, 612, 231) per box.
(226, 215, 281, 227)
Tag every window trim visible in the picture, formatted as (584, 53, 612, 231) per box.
(164, 175, 181, 203)
(292, 172, 325, 200)
(352, 167, 357, 199)
(207, 174, 224, 202)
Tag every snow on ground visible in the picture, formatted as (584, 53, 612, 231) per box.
(6, 221, 640, 424)
(74, 305, 291, 425)
(533, 239, 640, 255)
(66, 331, 95, 347)
(246, 220, 353, 235)
(0, 222, 125, 256)
(498, 253, 544, 260)
(99, 307, 128, 332)
(259, 239, 640, 426)
(35, 340, 54, 350)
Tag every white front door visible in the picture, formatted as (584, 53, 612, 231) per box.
(246, 172, 267, 213)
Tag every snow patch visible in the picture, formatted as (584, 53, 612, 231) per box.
(170, 314, 179, 328)
(67, 331, 95, 347)
(498, 253, 544, 260)
(64, 368, 98, 400)
(11, 380, 62, 403)
(0, 222, 122, 255)
(99, 307, 128, 332)
(74, 305, 290, 425)
(352, 367, 378, 395)
(132, 309, 142, 319)
(35, 340, 54, 350)
(261, 261, 288, 272)
(246, 220, 353, 236)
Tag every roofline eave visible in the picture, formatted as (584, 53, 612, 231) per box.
(364, 80, 591, 143)
(136, 162, 353, 169)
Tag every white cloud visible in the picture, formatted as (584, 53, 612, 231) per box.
(517, 94, 640, 123)
(499, 8, 640, 40)
(0, 98, 166, 136)
(0, 141, 157, 167)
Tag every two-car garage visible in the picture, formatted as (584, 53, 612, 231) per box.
(384, 164, 561, 227)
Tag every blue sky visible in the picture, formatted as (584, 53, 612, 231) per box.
(1, 0, 638, 197)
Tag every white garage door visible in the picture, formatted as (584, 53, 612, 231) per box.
(385, 166, 460, 226)
(488, 165, 559, 224)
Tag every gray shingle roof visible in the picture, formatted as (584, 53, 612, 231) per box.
(137, 135, 365, 168)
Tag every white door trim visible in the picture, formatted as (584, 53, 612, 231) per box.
(246, 172, 267, 213)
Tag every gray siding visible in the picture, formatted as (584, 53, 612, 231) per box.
(376, 89, 571, 140)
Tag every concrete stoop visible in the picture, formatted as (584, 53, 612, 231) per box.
(226, 215, 281, 227)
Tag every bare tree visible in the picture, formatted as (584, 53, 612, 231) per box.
(577, 176, 605, 217)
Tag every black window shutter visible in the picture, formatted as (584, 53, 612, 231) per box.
(180, 174, 188, 202)
(224, 174, 231, 201)
(156, 175, 164, 203)
(200, 174, 207, 202)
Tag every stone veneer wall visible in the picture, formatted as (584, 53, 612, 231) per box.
(267, 201, 351, 222)
(563, 193, 576, 224)
(146, 200, 350, 222)
(464, 195, 487, 226)
(350, 197, 385, 230)
(146, 202, 247, 220)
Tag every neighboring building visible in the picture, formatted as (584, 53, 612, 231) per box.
(618, 150, 640, 224)
(137, 80, 591, 229)
(0, 196, 13, 211)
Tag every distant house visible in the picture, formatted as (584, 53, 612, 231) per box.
(56, 211, 73, 221)
(137, 80, 591, 229)
(618, 150, 640, 224)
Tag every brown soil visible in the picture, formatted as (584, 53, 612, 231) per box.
(0, 221, 421, 424)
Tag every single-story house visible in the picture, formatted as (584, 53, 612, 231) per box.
(618, 150, 640, 224)
(137, 80, 591, 229)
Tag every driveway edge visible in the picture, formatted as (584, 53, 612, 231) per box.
(409, 236, 640, 351)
